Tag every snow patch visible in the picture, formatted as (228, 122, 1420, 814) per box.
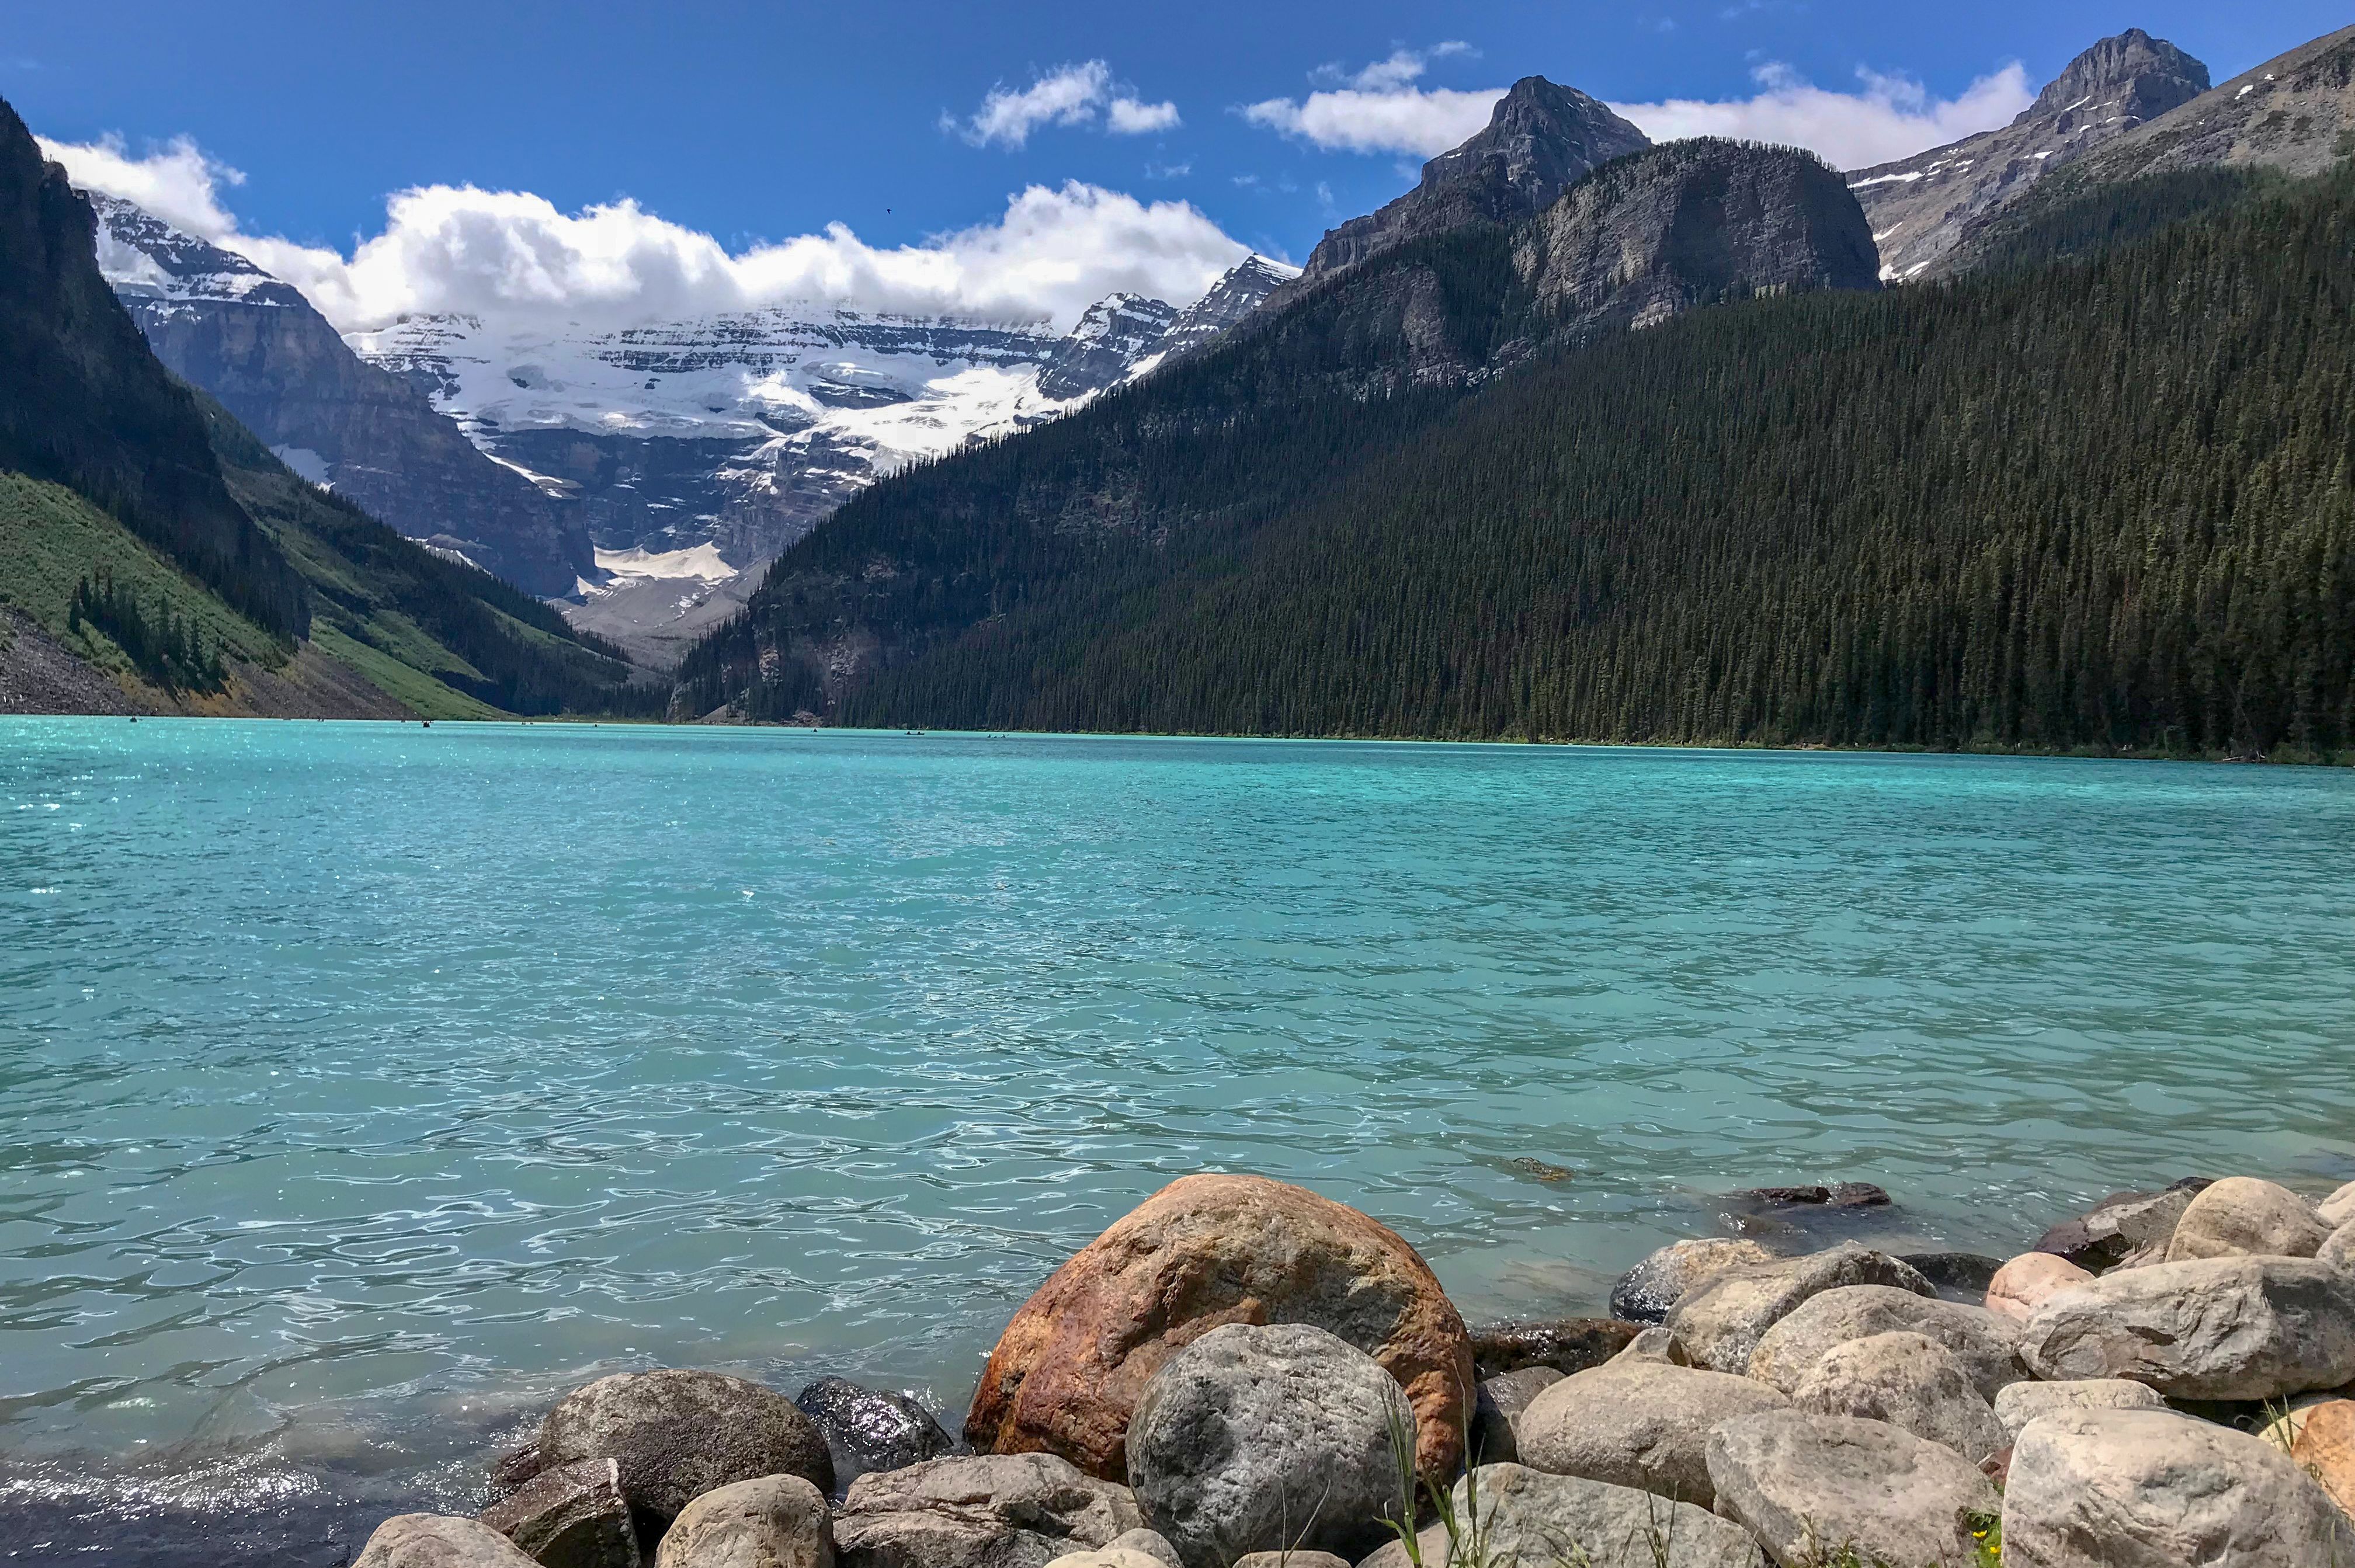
(589, 543, 739, 588)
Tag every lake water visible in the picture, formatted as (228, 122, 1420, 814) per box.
(4, 719, 2353, 1556)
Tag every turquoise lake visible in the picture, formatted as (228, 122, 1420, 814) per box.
(4, 718, 2353, 1531)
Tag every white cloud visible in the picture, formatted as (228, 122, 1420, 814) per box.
(1609, 61, 2035, 170)
(1252, 44, 1499, 157)
(954, 60, 1113, 148)
(1107, 97, 1182, 135)
(40, 135, 1249, 333)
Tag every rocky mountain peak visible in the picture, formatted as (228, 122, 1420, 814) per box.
(2027, 29, 2209, 123)
(1293, 77, 1650, 285)
(1037, 293, 1180, 399)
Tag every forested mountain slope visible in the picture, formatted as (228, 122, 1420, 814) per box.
(0, 95, 649, 717)
(683, 162, 2355, 758)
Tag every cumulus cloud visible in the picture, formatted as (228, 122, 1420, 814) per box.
(1608, 61, 2036, 170)
(1246, 44, 1500, 157)
(947, 61, 1180, 148)
(40, 135, 1250, 333)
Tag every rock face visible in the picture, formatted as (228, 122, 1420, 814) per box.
(653, 1475, 833, 1568)
(1746, 1285, 2027, 1402)
(2002, 1407, 2355, 1566)
(1667, 1244, 1936, 1375)
(1468, 1365, 1561, 1465)
(1467, 1318, 1643, 1378)
(1704, 1412, 2000, 1568)
(1985, 1252, 2094, 1323)
(1363, 1465, 1763, 1568)
(2052, 24, 2355, 187)
(834, 1454, 1143, 1568)
(1123, 1323, 1409, 1568)
(1292, 78, 1650, 287)
(1992, 1378, 2166, 1442)
(2163, 1176, 2330, 1261)
(1515, 141, 1882, 343)
(1142, 257, 1294, 368)
(538, 1369, 835, 1532)
(964, 1174, 1472, 1482)
(796, 1377, 956, 1496)
(1514, 1360, 1790, 1510)
(1849, 29, 2211, 282)
(2326, 1221, 2355, 1273)
(2018, 1256, 2355, 1399)
(2032, 1179, 2211, 1273)
(1609, 1239, 1776, 1324)
(1036, 295, 1182, 401)
(2294, 1399, 2355, 1520)
(478, 1458, 635, 1568)
(355, 1515, 541, 1568)
(1789, 1332, 2007, 1464)
(89, 195, 594, 596)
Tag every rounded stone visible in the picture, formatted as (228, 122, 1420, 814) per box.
(965, 1174, 1471, 1482)
(796, 1377, 955, 1496)
(1704, 1411, 1999, 1568)
(2293, 1399, 2355, 1521)
(1358, 1463, 1763, 1568)
(1746, 1284, 2027, 1402)
(2319, 1180, 2355, 1232)
(2003, 1407, 2354, 1564)
(1124, 1322, 1412, 1568)
(2017, 1256, 2355, 1400)
(1607, 1239, 1774, 1324)
(1992, 1378, 2167, 1442)
(1514, 1358, 1789, 1509)
(2322, 1220, 2355, 1273)
(1790, 1331, 2007, 1464)
(540, 1369, 835, 1530)
(654, 1475, 832, 1568)
(834, 1453, 1143, 1568)
(356, 1514, 541, 1568)
(1666, 1243, 1935, 1375)
(1985, 1251, 2093, 1324)
(2165, 1177, 2331, 1263)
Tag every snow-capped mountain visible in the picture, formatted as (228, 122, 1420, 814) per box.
(1146, 254, 1295, 368)
(1036, 293, 1180, 399)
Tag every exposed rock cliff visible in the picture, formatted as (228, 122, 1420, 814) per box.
(1145, 255, 1296, 368)
(1849, 29, 2209, 283)
(1037, 293, 1181, 399)
(1289, 78, 1650, 287)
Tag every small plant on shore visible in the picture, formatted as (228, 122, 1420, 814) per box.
(1964, 1508, 2002, 1567)
(1378, 1397, 1500, 1568)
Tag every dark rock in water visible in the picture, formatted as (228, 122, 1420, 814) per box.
(1468, 1317, 1642, 1380)
(1508, 1156, 1575, 1183)
(2034, 1177, 2212, 1272)
(1901, 1252, 2006, 1296)
(1733, 1183, 1892, 1209)
(796, 1376, 956, 1496)
(478, 1458, 635, 1568)
(538, 1369, 833, 1535)
(488, 1441, 545, 1500)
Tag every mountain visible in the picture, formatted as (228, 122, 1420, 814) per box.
(1037, 293, 1182, 399)
(0, 96, 646, 718)
(673, 136, 1881, 718)
(1142, 255, 1297, 368)
(90, 196, 595, 596)
(1287, 77, 1650, 288)
(1849, 29, 2210, 281)
(681, 151, 2355, 758)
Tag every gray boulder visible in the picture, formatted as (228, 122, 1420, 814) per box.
(2319, 1179, 2355, 1230)
(1467, 1319, 1643, 1378)
(1788, 1333, 2006, 1465)
(2321, 1219, 2355, 1273)
(1992, 1378, 2166, 1442)
(1231, 1555, 1350, 1568)
(654, 1475, 832, 1568)
(2164, 1176, 2330, 1262)
(1125, 1323, 1409, 1568)
(1746, 1285, 2027, 1401)
(478, 1458, 635, 1568)
(1515, 1360, 1790, 1509)
(539, 1370, 834, 1531)
(2033, 1178, 2210, 1272)
(796, 1377, 956, 1496)
(1609, 1239, 1776, 1324)
(1358, 1464, 1762, 1568)
(2002, 1407, 2355, 1566)
(2017, 1256, 2355, 1399)
(356, 1515, 541, 1568)
(1037, 1555, 1170, 1568)
(1469, 1365, 1561, 1466)
(835, 1454, 1142, 1568)
(1704, 1411, 1999, 1568)
(1667, 1244, 1934, 1374)
(1606, 1327, 1692, 1367)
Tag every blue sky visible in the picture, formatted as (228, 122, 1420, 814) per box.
(11, 2, 2343, 330)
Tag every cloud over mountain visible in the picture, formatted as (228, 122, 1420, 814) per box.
(40, 134, 1248, 335)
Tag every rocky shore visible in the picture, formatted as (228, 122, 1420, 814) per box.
(352, 1171, 2355, 1567)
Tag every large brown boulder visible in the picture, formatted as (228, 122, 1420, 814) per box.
(963, 1174, 1472, 1480)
